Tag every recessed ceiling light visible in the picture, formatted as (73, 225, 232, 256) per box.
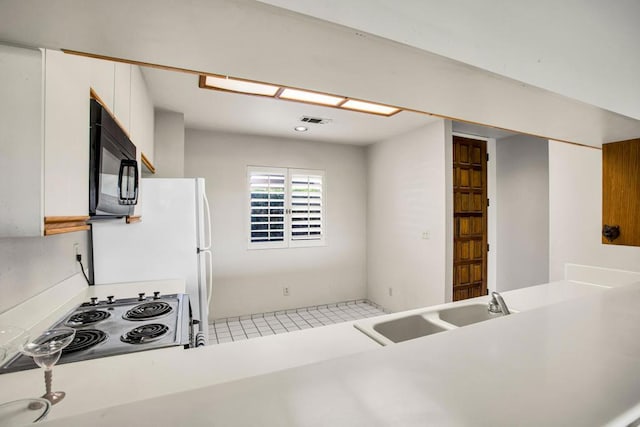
(340, 99, 400, 116)
(279, 88, 345, 106)
(202, 75, 280, 97)
(294, 126, 308, 132)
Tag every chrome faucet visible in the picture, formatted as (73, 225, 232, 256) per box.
(488, 291, 511, 315)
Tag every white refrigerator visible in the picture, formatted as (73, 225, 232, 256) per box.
(91, 178, 212, 341)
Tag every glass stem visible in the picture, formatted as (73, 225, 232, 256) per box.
(44, 369, 52, 396)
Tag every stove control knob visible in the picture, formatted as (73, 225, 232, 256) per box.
(90, 297, 99, 306)
(107, 295, 115, 304)
(153, 291, 161, 300)
(138, 293, 146, 301)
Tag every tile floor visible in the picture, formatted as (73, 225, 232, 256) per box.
(208, 299, 386, 345)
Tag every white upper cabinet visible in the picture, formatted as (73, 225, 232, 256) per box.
(0, 45, 155, 237)
(130, 65, 155, 165)
(88, 57, 115, 111)
(129, 65, 156, 216)
(114, 63, 131, 132)
(43, 50, 92, 218)
(0, 44, 44, 237)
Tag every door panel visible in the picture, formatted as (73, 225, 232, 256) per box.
(602, 138, 640, 246)
(453, 136, 488, 301)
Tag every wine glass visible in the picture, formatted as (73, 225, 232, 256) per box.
(20, 327, 76, 405)
(0, 325, 30, 364)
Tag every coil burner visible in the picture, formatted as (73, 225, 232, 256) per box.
(62, 329, 108, 353)
(121, 324, 170, 344)
(123, 302, 173, 321)
(66, 310, 111, 327)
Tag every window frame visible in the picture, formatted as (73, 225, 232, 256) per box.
(247, 166, 326, 250)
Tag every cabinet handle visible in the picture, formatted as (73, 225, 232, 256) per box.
(602, 224, 620, 242)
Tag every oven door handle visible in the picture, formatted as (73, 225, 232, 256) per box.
(117, 159, 139, 205)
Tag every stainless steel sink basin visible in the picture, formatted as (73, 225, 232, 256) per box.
(438, 303, 506, 327)
(372, 315, 447, 343)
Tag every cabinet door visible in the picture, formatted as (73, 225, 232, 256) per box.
(130, 65, 155, 164)
(129, 65, 156, 216)
(88, 57, 115, 111)
(114, 63, 131, 132)
(0, 44, 43, 237)
(44, 50, 91, 217)
(602, 138, 640, 246)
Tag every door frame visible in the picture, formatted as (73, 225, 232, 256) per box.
(451, 132, 497, 298)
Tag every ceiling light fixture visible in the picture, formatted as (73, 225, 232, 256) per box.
(340, 99, 400, 116)
(278, 88, 345, 106)
(294, 126, 308, 132)
(198, 74, 402, 116)
(200, 75, 280, 97)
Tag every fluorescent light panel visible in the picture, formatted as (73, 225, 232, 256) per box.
(203, 75, 279, 97)
(340, 99, 400, 116)
(279, 88, 345, 106)
(199, 74, 402, 116)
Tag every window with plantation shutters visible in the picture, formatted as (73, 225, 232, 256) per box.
(248, 167, 325, 249)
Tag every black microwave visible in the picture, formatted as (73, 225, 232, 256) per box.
(89, 99, 138, 218)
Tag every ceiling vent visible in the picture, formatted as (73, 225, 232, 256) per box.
(300, 116, 332, 125)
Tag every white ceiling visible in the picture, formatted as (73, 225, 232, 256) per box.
(141, 66, 438, 145)
(1, 1, 639, 147)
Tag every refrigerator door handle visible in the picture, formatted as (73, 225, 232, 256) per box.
(202, 191, 212, 251)
(204, 249, 213, 306)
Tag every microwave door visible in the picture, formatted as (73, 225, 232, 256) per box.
(97, 147, 125, 215)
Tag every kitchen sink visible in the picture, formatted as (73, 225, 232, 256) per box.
(437, 303, 507, 327)
(372, 315, 447, 343)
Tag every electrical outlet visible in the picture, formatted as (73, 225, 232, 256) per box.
(283, 287, 290, 296)
(422, 231, 430, 240)
(73, 243, 80, 258)
(388, 287, 393, 297)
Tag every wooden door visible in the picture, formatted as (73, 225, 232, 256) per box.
(453, 136, 488, 301)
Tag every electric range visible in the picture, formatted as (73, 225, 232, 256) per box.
(0, 292, 192, 374)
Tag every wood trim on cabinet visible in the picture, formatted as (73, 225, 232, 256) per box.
(44, 216, 90, 236)
(141, 152, 156, 174)
(126, 215, 142, 224)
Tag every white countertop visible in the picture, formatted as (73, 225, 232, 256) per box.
(37, 281, 640, 427)
(0, 275, 629, 426)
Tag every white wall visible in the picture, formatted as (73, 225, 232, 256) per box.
(367, 120, 451, 312)
(258, 0, 640, 121)
(495, 135, 549, 291)
(154, 110, 185, 178)
(184, 129, 367, 319)
(549, 140, 640, 280)
(0, 232, 89, 314)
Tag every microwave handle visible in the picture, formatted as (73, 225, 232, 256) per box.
(118, 159, 139, 205)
